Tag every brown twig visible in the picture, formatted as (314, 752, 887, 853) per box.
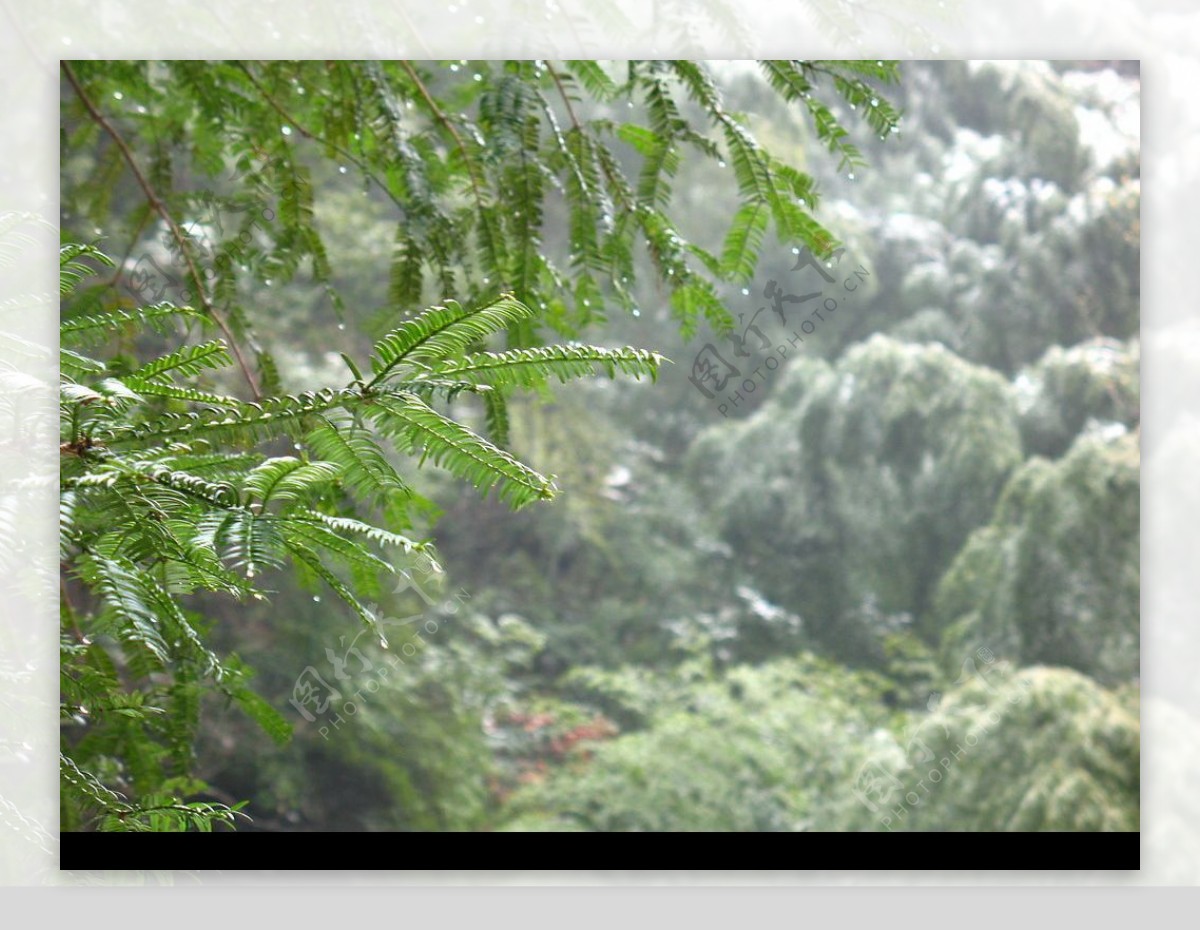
(399, 60, 490, 217)
(233, 61, 408, 217)
(400, 60, 507, 280)
(543, 61, 634, 216)
(61, 62, 262, 400)
(545, 61, 583, 131)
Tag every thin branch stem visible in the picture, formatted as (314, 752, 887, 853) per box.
(233, 61, 409, 217)
(399, 61, 491, 220)
(61, 62, 262, 400)
(546, 61, 583, 131)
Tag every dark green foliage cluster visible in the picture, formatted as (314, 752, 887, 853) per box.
(59, 244, 660, 830)
(935, 431, 1139, 685)
(687, 336, 1024, 659)
(60, 59, 900, 830)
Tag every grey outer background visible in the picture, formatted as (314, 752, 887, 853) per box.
(4, 0, 1191, 892)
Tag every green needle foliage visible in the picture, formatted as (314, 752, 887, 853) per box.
(59, 59, 900, 831)
(59, 249, 662, 830)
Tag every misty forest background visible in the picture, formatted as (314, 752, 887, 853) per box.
(59, 60, 1139, 832)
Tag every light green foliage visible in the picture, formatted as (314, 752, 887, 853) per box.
(879, 666, 1139, 832)
(935, 431, 1139, 684)
(61, 60, 899, 349)
(501, 653, 896, 832)
(508, 659, 1137, 833)
(61, 57, 1139, 835)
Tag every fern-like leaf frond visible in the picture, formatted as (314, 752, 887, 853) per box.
(367, 294, 535, 384)
(429, 344, 665, 389)
(368, 392, 555, 508)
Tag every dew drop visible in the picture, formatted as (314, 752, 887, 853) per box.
(136, 105, 147, 114)
(792, 247, 801, 254)
(339, 165, 348, 174)
(337, 323, 346, 331)
(450, 64, 459, 72)
(313, 595, 321, 603)
(113, 91, 124, 100)
(741, 287, 750, 296)
(379, 636, 389, 649)
(473, 73, 483, 82)
(848, 172, 856, 180)
(281, 125, 293, 136)
(632, 308, 641, 317)
(717, 160, 727, 168)
(870, 98, 879, 107)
